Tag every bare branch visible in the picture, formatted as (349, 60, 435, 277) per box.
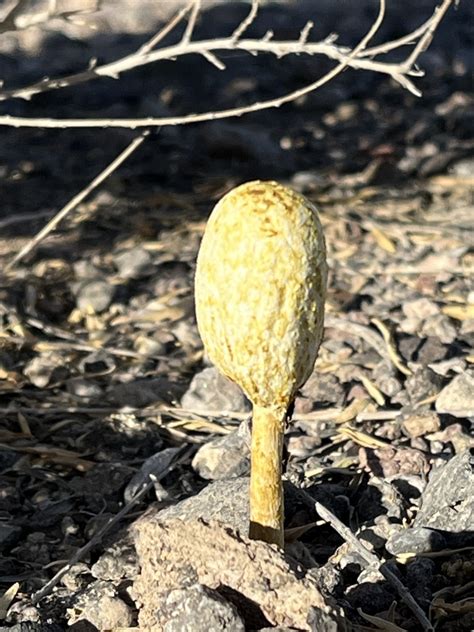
(0, 0, 455, 129)
(138, 0, 195, 55)
(231, 0, 259, 42)
(182, 0, 201, 44)
(402, 0, 453, 71)
(5, 132, 149, 270)
(201, 50, 226, 70)
(299, 20, 314, 46)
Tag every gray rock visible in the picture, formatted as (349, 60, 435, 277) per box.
(23, 354, 66, 388)
(386, 526, 446, 556)
(402, 297, 439, 321)
(192, 421, 250, 480)
(421, 313, 457, 344)
(114, 246, 154, 279)
(298, 372, 345, 407)
(450, 157, 474, 177)
(156, 477, 250, 535)
(159, 583, 245, 632)
(154, 476, 308, 537)
(435, 372, 474, 417)
(181, 367, 251, 414)
(76, 279, 114, 313)
(67, 580, 133, 630)
(91, 534, 139, 582)
(414, 451, 474, 532)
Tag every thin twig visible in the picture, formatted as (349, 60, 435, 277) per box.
(315, 502, 434, 632)
(231, 0, 259, 42)
(0, 403, 401, 423)
(138, 1, 195, 55)
(402, 0, 453, 71)
(5, 132, 149, 271)
(31, 445, 193, 604)
(181, 0, 201, 44)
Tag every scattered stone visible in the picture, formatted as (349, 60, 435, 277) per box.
(67, 581, 133, 630)
(403, 368, 443, 405)
(23, 353, 67, 388)
(422, 313, 457, 344)
(91, 534, 139, 582)
(402, 412, 440, 438)
(386, 526, 447, 556)
(158, 583, 245, 632)
(435, 372, 474, 417)
(181, 367, 251, 414)
(192, 421, 250, 480)
(416, 336, 447, 365)
(66, 377, 103, 399)
(428, 356, 466, 376)
(414, 451, 474, 532)
(297, 372, 345, 408)
(359, 447, 429, 478)
(402, 297, 439, 320)
(114, 246, 154, 279)
(76, 279, 115, 313)
(154, 477, 250, 535)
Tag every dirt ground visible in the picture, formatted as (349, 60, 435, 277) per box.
(0, 1, 473, 630)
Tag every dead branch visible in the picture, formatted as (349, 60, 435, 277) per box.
(316, 502, 434, 632)
(5, 132, 149, 270)
(0, 0, 455, 129)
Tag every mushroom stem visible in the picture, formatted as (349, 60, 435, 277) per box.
(249, 404, 287, 548)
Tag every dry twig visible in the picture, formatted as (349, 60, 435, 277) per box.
(0, 0, 455, 129)
(31, 445, 193, 604)
(316, 502, 434, 632)
(5, 132, 149, 270)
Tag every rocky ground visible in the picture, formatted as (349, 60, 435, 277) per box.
(0, 1, 473, 630)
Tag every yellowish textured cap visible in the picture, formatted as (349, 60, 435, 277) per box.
(195, 179, 327, 410)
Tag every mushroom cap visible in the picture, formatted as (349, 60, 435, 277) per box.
(195, 180, 327, 409)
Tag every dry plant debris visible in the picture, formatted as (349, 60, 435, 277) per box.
(195, 181, 327, 546)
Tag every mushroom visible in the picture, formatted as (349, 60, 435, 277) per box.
(195, 180, 327, 547)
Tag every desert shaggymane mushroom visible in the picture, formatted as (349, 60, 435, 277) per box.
(195, 180, 327, 548)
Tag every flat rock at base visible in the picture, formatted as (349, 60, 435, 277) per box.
(435, 372, 474, 417)
(152, 476, 315, 537)
(132, 518, 344, 632)
(153, 477, 250, 535)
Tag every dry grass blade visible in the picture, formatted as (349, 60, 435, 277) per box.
(0, 582, 20, 619)
(372, 318, 412, 376)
